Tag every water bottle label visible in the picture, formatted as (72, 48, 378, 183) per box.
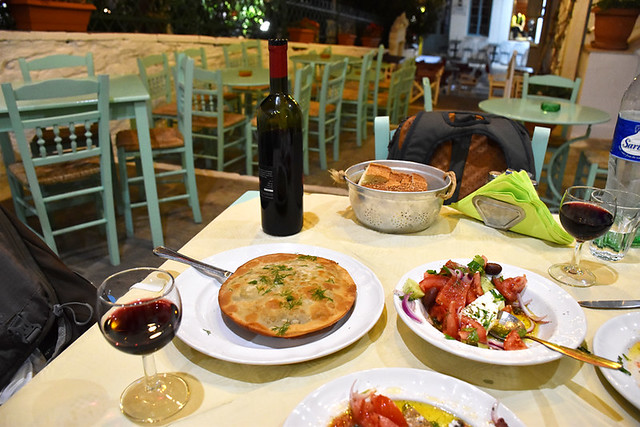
(611, 116, 640, 162)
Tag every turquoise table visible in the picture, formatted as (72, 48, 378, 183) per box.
(220, 67, 269, 115)
(0, 74, 165, 248)
(479, 97, 610, 127)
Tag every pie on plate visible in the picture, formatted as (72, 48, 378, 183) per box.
(218, 253, 357, 338)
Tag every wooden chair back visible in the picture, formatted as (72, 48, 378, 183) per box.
(523, 73, 582, 103)
(242, 40, 263, 68)
(174, 47, 207, 69)
(1, 75, 119, 264)
(19, 53, 95, 82)
(137, 53, 173, 105)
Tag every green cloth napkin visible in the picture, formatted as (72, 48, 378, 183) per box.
(450, 170, 573, 245)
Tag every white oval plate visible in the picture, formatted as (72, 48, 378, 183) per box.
(593, 312, 640, 410)
(283, 367, 524, 427)
(393, 259, 586, 366)
(174, 243, 385, 365)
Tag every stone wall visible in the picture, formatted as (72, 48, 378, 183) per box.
(0, 31, 375, 200)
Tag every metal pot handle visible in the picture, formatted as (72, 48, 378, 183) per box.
(439, 171, 457, 200)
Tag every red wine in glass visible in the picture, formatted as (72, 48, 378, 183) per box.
(559, 201, 614, 242)
(102, 299, 180, 356)
(549, 186, 617, 287)
(97, 267, 189, 422)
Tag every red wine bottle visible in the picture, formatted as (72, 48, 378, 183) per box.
(257, 39, 303, 236)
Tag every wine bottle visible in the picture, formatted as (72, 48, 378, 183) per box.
(256, 39, 304, 236)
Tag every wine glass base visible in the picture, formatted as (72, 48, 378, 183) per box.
(548, 263, 596, 287)
(120, 373, 190, 423)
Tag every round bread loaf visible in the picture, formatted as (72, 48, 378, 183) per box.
(218, 253, 357, 338)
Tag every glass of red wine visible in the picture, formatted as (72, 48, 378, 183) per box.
(97, 267, 189, 422)
(549, 186, 617, 287)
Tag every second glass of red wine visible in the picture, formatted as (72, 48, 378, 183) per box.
(549, 186, 617, 287)
(97, 267, 189, 422)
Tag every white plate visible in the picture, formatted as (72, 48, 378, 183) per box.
(174, 243, 385, 365)
(393, 259, 587, 366)
(283, 367, 524, 427)
(593, 312, 640, 410)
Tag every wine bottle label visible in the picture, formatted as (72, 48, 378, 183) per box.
(611, 116, 640, 162)
(259, 167, 274, 200)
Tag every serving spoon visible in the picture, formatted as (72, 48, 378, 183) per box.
(153, 246, 233, 283)
(489, 311, 622, 370)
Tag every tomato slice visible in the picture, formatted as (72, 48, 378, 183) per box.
(504, 330, 528, 350)
(370, 394, 408, 427)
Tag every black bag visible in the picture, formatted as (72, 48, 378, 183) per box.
(387, 111, 535, 203)
(0, 205, 96, 390)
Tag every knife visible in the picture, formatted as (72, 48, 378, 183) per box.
(578, 300, 640, 309)
(153, 246, 233, 283)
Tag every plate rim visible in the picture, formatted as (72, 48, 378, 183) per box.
(174, 243, 385, 365)
(593, 311, 640, 410)
(283, 367, 525, 427)
(393, 258, 587, 366)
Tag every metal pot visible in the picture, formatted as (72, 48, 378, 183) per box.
(343, 160, 456, 233)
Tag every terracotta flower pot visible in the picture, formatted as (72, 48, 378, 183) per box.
(8, 0, 96, 32)
(591, 7, 640, 50)
(338, 33, 356, 46)
(361, 36, 381, 47)
(288, 27, 316, 43)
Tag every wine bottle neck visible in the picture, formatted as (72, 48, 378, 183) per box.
(268, 39, 289, 94)
(270, 76, 289, 94)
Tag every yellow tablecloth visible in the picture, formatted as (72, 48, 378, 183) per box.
(1, 192, 639, 426)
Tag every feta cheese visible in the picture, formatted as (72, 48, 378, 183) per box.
(460, 289, 505, 329)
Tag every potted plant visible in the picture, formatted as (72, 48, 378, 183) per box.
(591, 0, 640, 50)
(288, 18, 319, 43)
(361, 22, 383, 47)
(338, 20, 356, 45)
(7, 0, 96, 32)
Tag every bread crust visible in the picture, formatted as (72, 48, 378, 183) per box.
(218, 253, 357, 338)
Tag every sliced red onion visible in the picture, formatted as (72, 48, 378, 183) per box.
(517, 292, 549, 323)
(487, 337, 505, 350)
(402, 293, 422, 323)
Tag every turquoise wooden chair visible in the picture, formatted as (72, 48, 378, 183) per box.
(376, 61, 415, 125)
(245, 64, 314, 176)
(191, 66, 251, 172)
(19, 52, 95, 82)
(341, 50, 376, 147)
(1, 75, 120, 265)
(19, 53, 99, 152)
(367, 44, 386, 121)
(223, 43, 245, 67)
(522, 73, 582, 103)
(422, 77, 433, 112)
(174, 47, 207, 69)
(543, 137, 600, 210)
(137, 53, 177, 124)
(242, 39, 264, 68)
(115, 54, 202, 238)
(308, 58, 348, 170)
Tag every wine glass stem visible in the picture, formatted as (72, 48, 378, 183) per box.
(141, 353, 161, 393)
(569, 241, 584, 274)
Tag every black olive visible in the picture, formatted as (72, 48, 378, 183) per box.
(484, 262, 502, 275)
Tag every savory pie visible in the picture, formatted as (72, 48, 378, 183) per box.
(218, 253, 357, 338)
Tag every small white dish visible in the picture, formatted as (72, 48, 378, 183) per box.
(393, 258, 587, 366)
(174, 243, 385, 365)
(283, 367, 524, 426)
(593, 312, 640, 410)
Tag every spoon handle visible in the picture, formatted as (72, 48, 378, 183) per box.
(153, 246, 233, 282)
(525, 336, 622, 370)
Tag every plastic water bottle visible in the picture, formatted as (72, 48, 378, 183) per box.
(607, 75, 640, 246)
